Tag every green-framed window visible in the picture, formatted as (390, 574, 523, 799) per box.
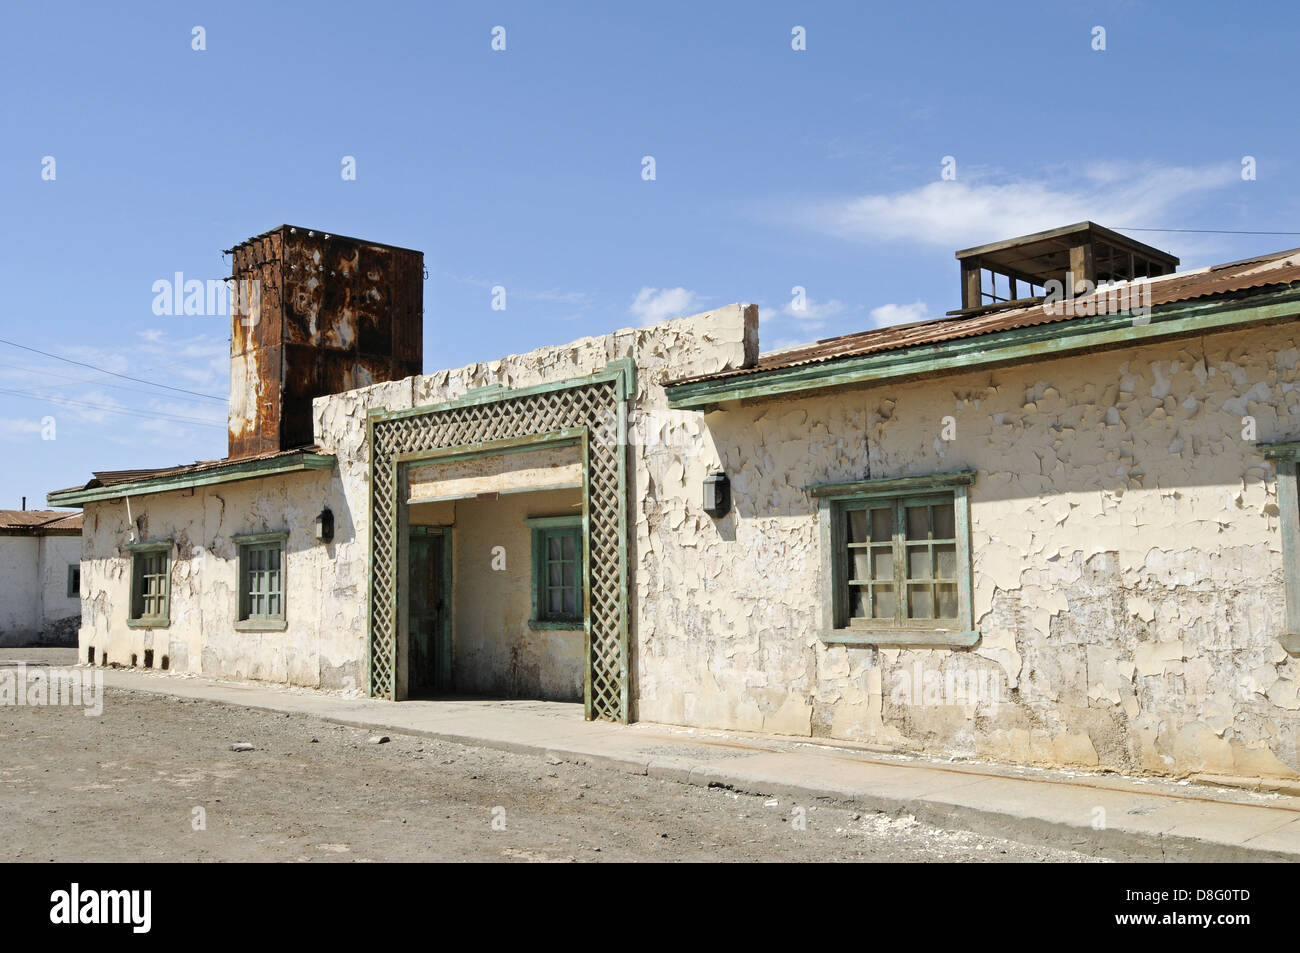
(67, 564, 80, 598)
(1262, 441, 1300, 653)
(811, 472, 977, 646)
(527, 516, 584, 628)
(235, 532, 288, 631)
(128, 541, 172, 628)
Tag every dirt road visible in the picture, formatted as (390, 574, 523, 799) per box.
(0, 683, 1106, 862)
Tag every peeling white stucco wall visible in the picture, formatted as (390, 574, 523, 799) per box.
(80, 470, 362, 687)
(77, 304, 1300, 781)
(632, 324, 1300, 781)
(1, 533, 81, 646)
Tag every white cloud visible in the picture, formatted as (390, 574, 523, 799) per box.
(787, 161, 1238, 248)
(870, 300, 930, 327)
(766, 336, 821, 353)
(0, 419, 42, 437)
(782, 296, 845, 330)
(629, 287, 698, 326)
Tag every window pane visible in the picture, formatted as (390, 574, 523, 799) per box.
(870, 507, 892, 543)
(908, 583, 933, 619)
(907, 545, 930, 579)
(932, 503, 956, 539)
(870, 546, 893, 580)
(872, 584, 896, 619)
(847, 510, 869, 544)
(936, 582, 959, 619)
(906, 506, 931, 540)
(548, 589, 563, 613)
(851, 549, 871, 581)
(548, 536, 562, 559)
(935, 543, 957, 579)
(848, 585, 869, 619)
(563, 590, 576, 615)
(562, 535, 575, 560)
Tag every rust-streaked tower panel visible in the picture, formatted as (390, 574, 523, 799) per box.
(226, 226, 423, 458)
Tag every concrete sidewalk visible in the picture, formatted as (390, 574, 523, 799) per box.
(85, 666, 1300, 861)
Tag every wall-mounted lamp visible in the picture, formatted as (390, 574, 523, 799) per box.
(314, 507, 335, 543)
(703, 470, 731, 519)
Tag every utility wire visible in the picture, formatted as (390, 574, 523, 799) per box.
(0, 387, 226, 428)
(0, 338, 226, 402)
(0, 361, 220, 404)
(1117, 227, 1300, 236)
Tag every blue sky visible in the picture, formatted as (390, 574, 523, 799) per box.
(2, 0, 1298, 509)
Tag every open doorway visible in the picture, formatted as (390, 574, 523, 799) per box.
(406, 526, 451, 697)
(397, 438, 588, 703)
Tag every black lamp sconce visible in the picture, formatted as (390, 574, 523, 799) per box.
(703, 470, 731, 519)
(315, 507, 335, 543)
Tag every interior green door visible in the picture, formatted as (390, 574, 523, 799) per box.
(408, 529, 451, 696)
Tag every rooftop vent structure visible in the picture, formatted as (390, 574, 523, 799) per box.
(951, 221, 1179, 316)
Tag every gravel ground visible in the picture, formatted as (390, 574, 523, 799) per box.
(0, 685, 1111, 863)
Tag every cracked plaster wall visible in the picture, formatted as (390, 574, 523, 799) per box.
(635, 324, 1300, 780)
(79, 469, 361, 688)
(77, 303, 1300, 780)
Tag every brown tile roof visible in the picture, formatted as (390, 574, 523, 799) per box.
(0, 510, 82, 532)
(52, 446, 324, 496)
(669, 246, 1300, 386)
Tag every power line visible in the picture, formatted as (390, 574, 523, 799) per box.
(0, 387, 226, 428)
(0, 338, 226, 402)
(1117, 227, 1300, 236)
(0, 361, 220, 404)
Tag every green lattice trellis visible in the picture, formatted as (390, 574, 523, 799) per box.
(366, 361, 633, 722)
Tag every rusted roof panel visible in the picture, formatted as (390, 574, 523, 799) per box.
(0, 510, 83, 532)
(669, 247, 1300, 386)
(55, 446, 325, 495)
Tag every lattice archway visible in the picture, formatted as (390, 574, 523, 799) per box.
(366, 362, 632, 722)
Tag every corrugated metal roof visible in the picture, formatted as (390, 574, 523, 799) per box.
(53, 447, 324, 496)
(0, 510, 82, 532)
(669, 247, 1300, 386)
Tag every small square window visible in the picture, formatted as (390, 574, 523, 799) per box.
(812, 473, 977, 647)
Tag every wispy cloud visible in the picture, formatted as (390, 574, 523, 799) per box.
(628, 287, 699, 326)
(446, 272, 592, 308)
(0, 418, 43, 437)
(870, 300, 930, 326)
(782, 161, 1238, 249)
(781, 296, 845, 331)
(0, 329, 229, 443)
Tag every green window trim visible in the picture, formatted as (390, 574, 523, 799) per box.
(235, 531, 288, 632)
(528, 516, 584, 629)
(812, 472, 977, 647)
(67, 564, 80, 599)
(127, 539, 172, 629)
(1261, 442, 1300, 653)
